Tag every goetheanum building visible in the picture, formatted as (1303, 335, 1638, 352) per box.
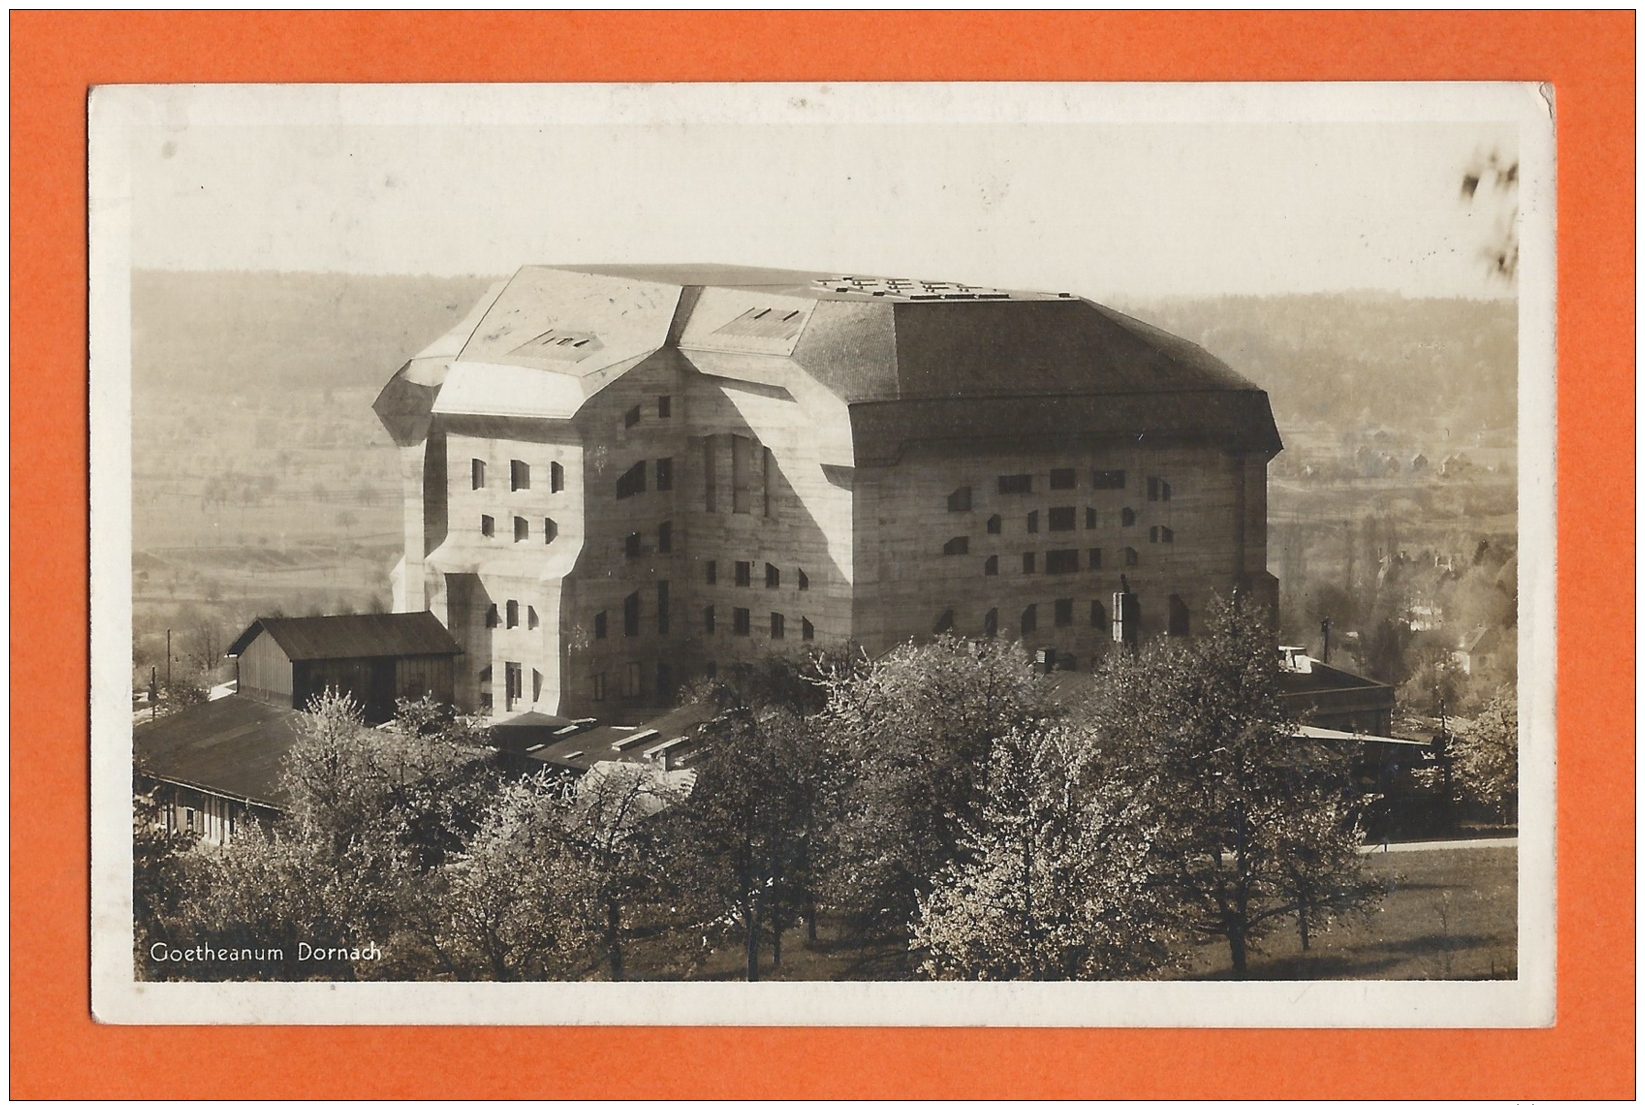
(374, 265, 1282, 721)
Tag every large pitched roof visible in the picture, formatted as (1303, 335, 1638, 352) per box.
(226, 612, 461, 662)
(134, 696, 304, 809)
(376, 264, 1281, 457)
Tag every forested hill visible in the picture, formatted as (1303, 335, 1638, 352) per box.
(132, 270, 501, 395)
(1117, 294, 1518, 438)
(132, 272, 1518, 442)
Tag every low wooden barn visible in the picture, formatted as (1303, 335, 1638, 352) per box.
(226, 612, 462, 724)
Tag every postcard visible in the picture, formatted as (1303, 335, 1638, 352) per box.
(89, 80, 1555, 1026)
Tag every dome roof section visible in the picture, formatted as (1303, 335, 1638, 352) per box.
(375, 264, 1281, 457)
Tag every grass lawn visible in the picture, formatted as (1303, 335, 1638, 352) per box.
(621, 844, 1516, 982)
(1168, 844, 1518, 980)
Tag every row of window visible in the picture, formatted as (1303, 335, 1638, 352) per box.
(593, 582, 675, 640)
(953, 505, 1172, 535)
(948, 470, 1173, 504)
(479, 514, 560, 543)
(703, 435, 775, 517)
(591, 659, 675, 704)
(623, 395, 673, 429)
(472, 458, 566, 494)
(476, 661, 546, 712)
(704, 606, 815, 641)
(951, 545, 1140, 572)
(485, 600, 541, 630)
(705, 559, 809, 590)
(616, 457, 674, 500)
(935, 594, 1190, 638)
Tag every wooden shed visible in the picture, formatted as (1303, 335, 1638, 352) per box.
(226, 612, 462, 724)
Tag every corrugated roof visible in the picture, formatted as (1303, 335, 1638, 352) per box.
(134, 696, 304, 809)
(526, 701, 714, 772)
(227, 612, 460, 662)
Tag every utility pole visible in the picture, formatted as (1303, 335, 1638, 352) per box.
(150, 666, 158, 721)
(165, 628, 172, 690)
(1320, 617, 1332, 664)
(1436, 696, 1454, 832)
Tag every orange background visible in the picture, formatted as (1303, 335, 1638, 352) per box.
(10, 12, 1634, 1099)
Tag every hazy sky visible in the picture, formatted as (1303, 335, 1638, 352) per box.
(121, 85, 1525, 301)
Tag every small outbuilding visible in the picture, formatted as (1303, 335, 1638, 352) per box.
(226, 612, 461, 724)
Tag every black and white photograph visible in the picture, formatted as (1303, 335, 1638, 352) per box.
(89, 82, 1555, 1026)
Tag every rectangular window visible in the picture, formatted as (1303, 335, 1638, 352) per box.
(511, 460, 530, 491)
(656, 662, 672, 701)
(658, 395, 672, 419)
(1046, 549, 1080, 574)
(594, 611, 607, 639)
(657, 581, 670, 635)
(472, 459, 486, 490)
(514, 516, 529, 542)
(735, 561, 752, 587)
(732, 435, 752, 514)
(1124, 547, 1139, 567)
(480, 514, 495, 537)
(948, 486, 972, 512)
(505, 662, 523, 710)
(616, 461, 646, 500)
(533, 668, 543, 702)
(801, 617, 814, 641)
(626, 662, 642, 698)
(797, 569, 809, 591)
(704, 605, 716, 634)
(703, 437, 718, 512)
(1160, 526, 1174, 543)
(1055, 598, 1074, 627)
(506, 599, 519, 628)
(1050, 467, 1077, 490)
(1048, 506, 1076, 531)
(486, 603, 499, 629)
(551, 461, 564, 493)
(1093, 469, 1126, 490)
(1161, 480, 1172, 501)
(1022, 552, 1037, 574)
(1086, 507, 1098, 530)
(763, 446, 774, 518)
(592, 673, 606, 701)
(624, 404, 641, 429)
(706, 560, 718, 585)
(985, 554, 998, 576)
(1151, 525, 1160, 543)
(624, 591, 640, 637)
(1088, 548, 1103, 570)
(657, 521, 673, 554)
(527, 606, 539, 630)
(1149, 476, 1174, 501)
(770, 612, 785, 639)
(987, 514, 1002, 534)
(625, 532, 643, 558)
(1021, 604, 1038, 634)
(1026, 511, 1039, 534)
(543, 517, 558, 544)
(765, 562, 780, 588)
(943, 536, 969, 556)
(733, 607, 751, 636)
(998, 473, 1032, 495)
(984, 607, 998, 637)
(656, 456, 674, 492)
(1090, 600, 1109, 631)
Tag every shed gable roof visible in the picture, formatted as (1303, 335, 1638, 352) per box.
(227, 612, 461, 662)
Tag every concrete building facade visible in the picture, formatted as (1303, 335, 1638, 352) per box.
(375, 265, 1283, 721)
